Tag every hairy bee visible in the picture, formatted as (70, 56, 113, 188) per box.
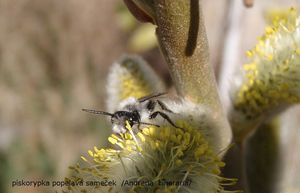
(82, 93, 180, 133)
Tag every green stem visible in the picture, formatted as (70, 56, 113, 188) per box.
(244, 121, 280, 193)
(124, 0, 232, 152)
(152, 0, 232, 152)
(154, 0, 220, 109)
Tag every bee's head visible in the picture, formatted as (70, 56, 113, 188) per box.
(110, 116, 126, 133)
(83, 108, 154, 134)
(82, 108, 126, 133)
(111, 111, 139, 133)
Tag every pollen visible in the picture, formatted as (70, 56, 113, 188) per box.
(265, 26, 275, 35)
(125, 121, 132, 131)
(246, 50, 253, 57)
(88, 150, 94, 157)
(137, 132, 146, 142)
(175, 159, 183, 166)
(80, 156, 88, 162)
(69, 114, 236, 193)
(235, 8, 300, 120)
(108, 136, 118, 144)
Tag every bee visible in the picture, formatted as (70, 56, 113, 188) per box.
(82, 93, 181, 134)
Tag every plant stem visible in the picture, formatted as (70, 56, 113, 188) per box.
(153, 0, 217, 109)
(153, 0, 232, 152)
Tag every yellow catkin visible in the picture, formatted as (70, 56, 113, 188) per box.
(235, 9, 300, 119)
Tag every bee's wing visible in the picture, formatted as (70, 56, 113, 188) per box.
(138, 92, 167, 102)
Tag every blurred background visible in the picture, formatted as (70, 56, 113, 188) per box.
(0, 0, 298, 193)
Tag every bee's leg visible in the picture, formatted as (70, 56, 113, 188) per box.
(146, 100, 156, 112)
(146, 99, 174, 113)
(149, 111, 181, 129)
(156, 100, 174, 113)
(136, 122, 141, 132)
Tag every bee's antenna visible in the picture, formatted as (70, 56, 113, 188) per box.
(138, 93, 167, 102)
(140, 122, 160, 127)
(82, 109, 113, 117)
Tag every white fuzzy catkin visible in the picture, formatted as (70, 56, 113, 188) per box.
(106, 55, 165, 112)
